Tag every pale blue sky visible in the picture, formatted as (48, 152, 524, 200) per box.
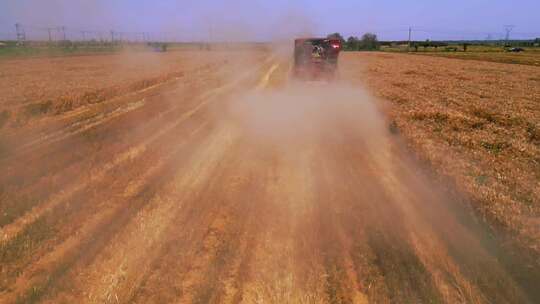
(1, 0, 539, 41)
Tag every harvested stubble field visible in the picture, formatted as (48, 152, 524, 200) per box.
(418, 49, 540, 66)
(381, 45, 540, 66)
(1, 48, 539, 303)
(341, 52, 540, 256)
(0, 50, 235, 131)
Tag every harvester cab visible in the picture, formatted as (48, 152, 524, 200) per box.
(293, 38, 342, 81)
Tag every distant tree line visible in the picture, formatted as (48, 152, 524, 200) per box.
(327, 32, 540, 51)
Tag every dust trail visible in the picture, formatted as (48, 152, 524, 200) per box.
(0, 55, 272, 243)
(226, 76, 533, 303)
(1, 47, 537, 303)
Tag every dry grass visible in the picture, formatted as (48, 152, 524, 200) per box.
(341, 52, 540, 254)
(380, 45, 540, 66)
(0, 50, 227, 130)
(419, 50, 540, 67)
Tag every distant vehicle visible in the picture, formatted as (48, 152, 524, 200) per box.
(507, 47, 525, 52)
(293, 38, 342, 80)
(148, 42, 168, 52)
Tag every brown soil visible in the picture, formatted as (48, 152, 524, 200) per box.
(339, 52, 540, 259)
(0, 50, 538, 303)
(0, 51, 257, 130)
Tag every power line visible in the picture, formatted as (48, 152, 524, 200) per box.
(504, 25, 515, 42)
(8, 22, 540, 44)
(408, 27, 412, 51)
(15, 23, 26, 44)
(46, 27, 54, 42)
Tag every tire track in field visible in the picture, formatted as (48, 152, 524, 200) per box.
(0, 73, 236, 288)
(121, 64, 284, 304)
(0, 63, 252, 243)
(0, 114, 211, 300)
(0, 56, 274, 241)
(0, 72, 215, 228)
(1, 80, 215, 291)
(322, 119, 531, 303)
(45, 123, 239, 304)
(0, 55, 273, 190)
(237, 143, 329, 304)
(0, 55, 278, 299)
(0, 62, 221, 158)
(86, 62, 284, 304)
(170, 142, 275, 304)
(6, 55, 273, 158)
(0, 61, 226, 185)
(365, 140, 529, 303)
(1, 117, 216, 303)
(0, 81, 210, 233)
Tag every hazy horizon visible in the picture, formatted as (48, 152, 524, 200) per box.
(1, 0, 539, 42)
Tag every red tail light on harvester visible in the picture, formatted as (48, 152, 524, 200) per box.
(329, 39, 342, 51)
(293, 38, 342, 81)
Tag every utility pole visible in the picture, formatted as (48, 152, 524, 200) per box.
(504, 25, 514, 44)
(408, 27, 412, 51)
(80, 30, 89, 42)
(58, 26, 66, 41)
(46, 28, 53, 42)
(208, 24, 214, 51)
(15, 23, 26, 45)
(110, 30, 115, 43)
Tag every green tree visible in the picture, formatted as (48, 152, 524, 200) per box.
(346, 36, 360, 51)
(359, 33, 379, 50)
(327, 33, 345, 44)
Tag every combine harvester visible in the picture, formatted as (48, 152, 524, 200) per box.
(293, 38, 342, 82)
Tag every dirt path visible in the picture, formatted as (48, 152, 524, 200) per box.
(0, 54, 538, 304)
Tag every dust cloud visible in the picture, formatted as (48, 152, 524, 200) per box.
(230, 82, 387, 150)
(222, 69, 538, 302)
